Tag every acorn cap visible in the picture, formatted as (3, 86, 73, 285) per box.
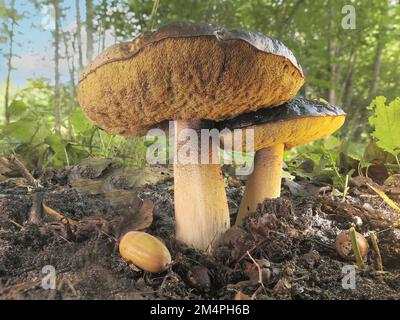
(78, 21, 304, 136)
(219, 97, 346, 151)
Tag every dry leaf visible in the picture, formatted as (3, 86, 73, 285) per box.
(234, 291, 252, 300)
(367, 183, 400, 213)
(111, 197, 154, 238)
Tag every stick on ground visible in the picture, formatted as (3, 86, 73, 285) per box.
(0, 155, 38, 187)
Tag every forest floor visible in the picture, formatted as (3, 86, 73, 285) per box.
(0, 158, 399, 300)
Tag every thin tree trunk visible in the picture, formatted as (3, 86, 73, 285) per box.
(340, 50, 356, 111)
(4, 0, 16, 124)
(53, 0, 62, 135)
(75, 0, 83, 70)
(369, 38, 384, 103)
(62, 31, 76, 139)
(327, 0, 336, 104)
(101, 0, 107, 52)
(276, 0, 304, 38)
(343, 64, 354, 112)
(86, 0, 94, 63)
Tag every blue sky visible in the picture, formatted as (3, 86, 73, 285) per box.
(0, 0, 97, 87)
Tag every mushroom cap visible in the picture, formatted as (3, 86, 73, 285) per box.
(78, 21, 304, 136)
(218, 97, 346, 151)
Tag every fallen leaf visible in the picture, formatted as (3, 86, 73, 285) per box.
(362, 163, 388, 185)
(283, 178, 311, 197)
(68, 158, 114, 182)
(384, 174, 400, 188)
(367, 183, 400, 214)
(70, 178, 105, 194)
(234, 291, 252, 300)
(111, 197, 154, 238)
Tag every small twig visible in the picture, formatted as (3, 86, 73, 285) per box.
(250, 285, 264, 300)
(349, 227, 366, 269)
(29, 192, 43, 224)
(246, 250, 266, 294)
(8, 219, 24, 229)
(0, 155, 38, 187)
(100, 230, 118, 242)
(42, 202, 78, 226)
(370, 231, 383, 272)
(235, 239, 268, 264)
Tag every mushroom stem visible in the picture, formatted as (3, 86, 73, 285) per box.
(235, 144, 284, 225)
(174, 120, 230, 250)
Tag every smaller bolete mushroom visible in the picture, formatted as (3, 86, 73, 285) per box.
(218, 97, 346, 225)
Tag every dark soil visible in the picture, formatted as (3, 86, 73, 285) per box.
(0, 160, 399, 300)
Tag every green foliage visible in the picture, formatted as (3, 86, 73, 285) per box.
(368, 96, 400, 157)
(0, 79, 147, 169)
(1, 0, 400, 177)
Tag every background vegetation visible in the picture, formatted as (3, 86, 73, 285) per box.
(0, 0, 399, 190)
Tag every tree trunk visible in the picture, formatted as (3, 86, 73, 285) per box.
(340, 50, 356, 111)
(4, 0, 16, 124)
(369, 38, 384, 103)
(53, 0, 62, 135)
(326, 0, 336, 104)
(99, 0, 107, 52)
(276, 0, 304, 38)
(75, 0, 83, 70)
(86, 0, 94, 63)
(62, 31, 76, 139)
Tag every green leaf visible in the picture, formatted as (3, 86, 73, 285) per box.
(70, 109, 92, 133)
(8, 99, 28, 118)
(45, 134, 67, 156)
(1, 120, 37, 143)
(368, 96, 400, 156)
(324, 136, 341, 150)
(346, 141, 367, 161)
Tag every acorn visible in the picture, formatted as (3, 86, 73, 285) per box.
(119, 231, 172, 273)
(335, 230, 369, 260)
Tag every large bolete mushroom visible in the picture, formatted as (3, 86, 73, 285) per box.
(77, 21, 304, 250)
(218, 98, 346, 225)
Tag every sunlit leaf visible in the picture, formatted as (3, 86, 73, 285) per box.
(1, 120, 37, 143)
(8, 99, 27, 118)
(70, 109, 92, 133)
(324, 136, 341, 150)
(368, 97, 400, 156)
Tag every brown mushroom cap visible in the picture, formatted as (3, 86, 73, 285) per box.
(78, 21, 304, 136)
(218, 97, 346, 151)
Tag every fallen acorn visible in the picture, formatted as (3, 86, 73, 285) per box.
(335, 230, 369, 261)
(119, 231, 172, 273)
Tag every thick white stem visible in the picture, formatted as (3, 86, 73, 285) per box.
(235, 144, 284, 225)
(174, 120, 230, 250)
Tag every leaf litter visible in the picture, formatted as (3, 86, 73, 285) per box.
(0, 158, 400, 300)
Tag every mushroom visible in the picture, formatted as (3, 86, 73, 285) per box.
(218, 98, 346, 225)
(77, 22, 304, 250)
